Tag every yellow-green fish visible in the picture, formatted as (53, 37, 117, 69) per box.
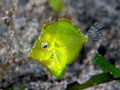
(29, 17, 103, 79)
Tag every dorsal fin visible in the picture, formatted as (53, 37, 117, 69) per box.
(42, 17, 52, 30)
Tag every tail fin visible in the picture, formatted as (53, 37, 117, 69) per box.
(86, 22, 107, 48)
(69, 22, 107, 66)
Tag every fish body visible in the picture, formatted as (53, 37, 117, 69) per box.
(29, 18, 88, 78)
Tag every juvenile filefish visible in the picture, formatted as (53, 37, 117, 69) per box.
(29, 17, 104, 79)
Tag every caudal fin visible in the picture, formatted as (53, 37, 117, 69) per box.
(86, 22, 107, 47)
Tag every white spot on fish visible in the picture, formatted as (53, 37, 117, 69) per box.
(62, 46, 66, 49)
(67, 41, 70, 43)
(71, 39, 76, 41)
(52, 62, 54, 65)
(56, 31, 60, 32)
(66, 27, 69, 29)
(40, 59, 42, 61)
(54, 56, 57, 59)
(57, 51, 60, 54)
(59, 68, 62, 70)
(59, 62, 62, 64)
(38, 36, 41, 39)
(76, 38, 79, 40)
(48, 65, 51, 68)
(51, 50, 55, 53)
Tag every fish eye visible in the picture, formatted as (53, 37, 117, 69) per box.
(41, 41, 49, 49)
(43, 45, 48, 48)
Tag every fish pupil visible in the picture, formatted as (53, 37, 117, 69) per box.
(41, 41, 49, 49)
(43, 45, 48, 48)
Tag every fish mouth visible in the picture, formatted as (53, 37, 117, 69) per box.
(38, 50, 66, 79)
(30, 47, 66, 78)
(40, 58, 66, 79)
